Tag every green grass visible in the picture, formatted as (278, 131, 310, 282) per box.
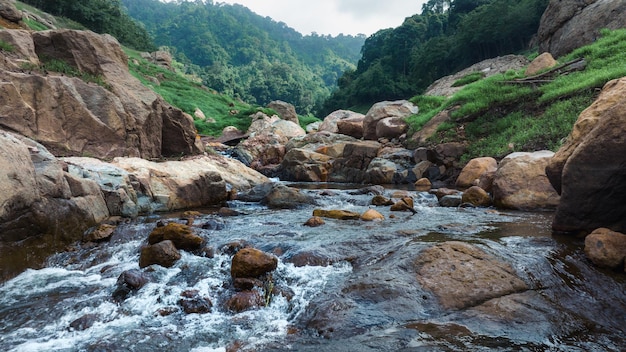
(406, 95, 447, 135)
(406, 29, 626, 162)
(126, 48, 259, 136)
(451, 71, 485, 87)
(0, 40, 14, 52)
(23, 18, 48, 31)
(38, 57, 110, 88)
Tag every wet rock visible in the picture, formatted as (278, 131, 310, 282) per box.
(112, 269, 150, 302)
(178, 290, 212, 314)
(302, 297, 359, 338)
(414, 178, 432, 192)
(234, 182, 273, 202)
(201, 218, 225, 231)
(584, 228, 626, 270)
(69, 314, 98, 331)
(312, 209, 361, 220)
(263, 184, 316, 209)
(83, 224, 116, 243)
(225, 290, 265, 313)
(349, 185, 385, 196)
(439, 195, 463, 208)
(220, 240, 250, 255)
(148, 223, 204, 251)
(218, 207, 241, 217)
(493, 151, 559, 210)
(139, 240, 181, 268)
(414, 241, 528, 310)
(547, 77, 626, 234)
(231, 248, 278, 279)
(233, 277, 264, 291)
(304, 216, 325, 227)
(286, 251, 332, 267)
(390, 197, 416, 213)
(430, 188, 461, 200)
(360, 209, 384, 222)
(461, 186, 491, 207)
(455, 157, 498, 190)
(371, 195, 394, 206)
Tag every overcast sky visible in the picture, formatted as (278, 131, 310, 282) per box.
(219, 0, 428, 36)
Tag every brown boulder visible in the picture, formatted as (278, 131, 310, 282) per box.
(371, 195, 394, 206)
(461, 186, 491, 207)
(455, 157, 498, 189)
(148, 223, 204, 251)
(230, 248, 278, 279)
(84, 224, 116, 242)
(525, 52, 557, 76)
(279, 148, 332, 182)
(0, 0, 22, 23)
(363, 100, 418, 140)
(312, 209, 361, 220)
(414, 241, 528, 309)
(537, 0, 626, 58)
(319, 110, 364, 134)
(414, 178, 432, 192)
(390, 197, 416, 213)
(492, 151, 560, 210)
(304, 216, 325, 227)
(336, 115, 364, 138)
(547, 77, 626, 234)
(375, 117, 409, 140)
(360, 209, 385, 222)
(268, 100, 299, 124)
(179, 290, 212, 314)
(584, 228, 626, 270)
(139, 240, 181, 268)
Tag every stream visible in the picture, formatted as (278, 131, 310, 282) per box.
(0, 183, 624, 351)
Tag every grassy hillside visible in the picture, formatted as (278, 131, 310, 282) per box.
(406, 29, 626, 162)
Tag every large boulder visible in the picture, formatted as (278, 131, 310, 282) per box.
(0, 0, 22, 23)
(230, 248, 278, 279)
(546, 77, 626, 234)
(414, 241, 528, 310)
(537, 0, 626, 58)
(267, 100, 299, 124)
(493, 151, 560, 210)
(455, 157, 498, 189)
(0, 132, 109, 281)
(318, 110, 364, 134)
(363, 100, 418, 140)
(139, 240, 181, 268)
(279, 148, 332, 182)
(0, 29, 201, 159)
(148, 223, 204, 251)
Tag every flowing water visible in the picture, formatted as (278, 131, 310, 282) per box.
(0, 184, 624, 351)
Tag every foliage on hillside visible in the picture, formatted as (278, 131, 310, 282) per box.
(407, 29, 626, 162)
(321, 0, 549, 115)
(121, 0, 365, 115)
(19, 0, 155, 51)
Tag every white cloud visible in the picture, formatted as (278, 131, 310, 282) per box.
(219, 0, 427, 36)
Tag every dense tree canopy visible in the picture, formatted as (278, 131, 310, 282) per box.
(121, 0, 365, 115)
(320, 0, 549, 115)
(21, 0, 155, 51)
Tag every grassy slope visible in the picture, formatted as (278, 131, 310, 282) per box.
(406, 29, 626, 162)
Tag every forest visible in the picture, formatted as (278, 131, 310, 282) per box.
(320, 0, 549, 115)
(120, 0, 366, 116)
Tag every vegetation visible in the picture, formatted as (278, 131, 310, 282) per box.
(19, 0, 155, 51)
(321, 0, 549, 115)
(0, 40, 14, 52)
(407, 29, 626, 161)
(120, 0, 364, 115)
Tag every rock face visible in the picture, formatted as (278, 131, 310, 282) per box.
(0, 132, 109, 280)
(546, 77, 626, 234)
(584, 228, 626, 270)
(363, 100, 418, 140)
(414, 241, 528, 310)
(493, 151, 560, 210)
(537, 0, 626, 58)
(0, 29, 201, 159)
(424, 55, 530, 97)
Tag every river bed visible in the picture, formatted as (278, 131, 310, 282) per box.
(0, 184, 624, 351)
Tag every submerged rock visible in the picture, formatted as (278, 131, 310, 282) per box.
(312, 209, 361, 220)
(112, 269, 150, 302)
(225, 290, 265, 313)
(360, 209, 385, 222)
(303, 216, 325, 227)
(414, 241, 528, 310)
(179, 290, 212, 314)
